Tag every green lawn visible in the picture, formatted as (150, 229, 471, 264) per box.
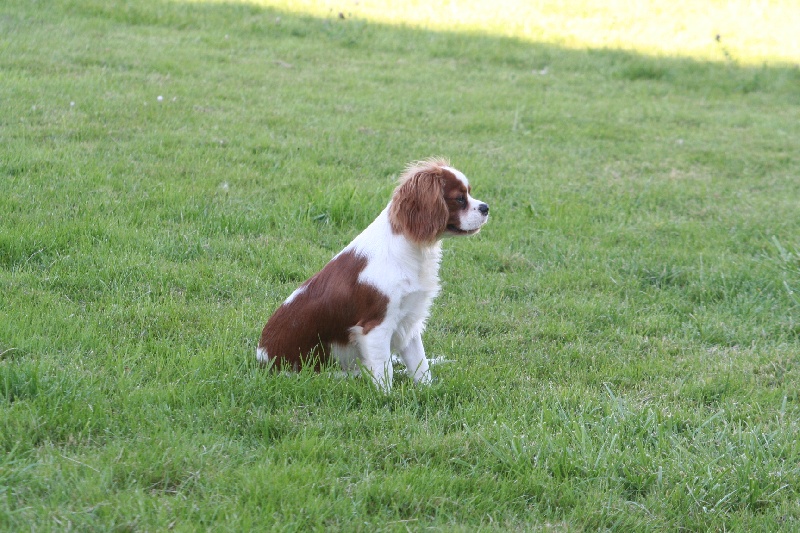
(2, 0, 799, 530)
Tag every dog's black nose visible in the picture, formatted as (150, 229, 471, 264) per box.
(478, 203, 489, 216)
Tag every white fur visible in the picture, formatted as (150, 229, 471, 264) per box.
(460, 197, 489, 231)
(282, 285, 306, 306)
(256, 346, 269, 364)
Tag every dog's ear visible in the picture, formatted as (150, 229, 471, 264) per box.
(389, 166, 449, 244)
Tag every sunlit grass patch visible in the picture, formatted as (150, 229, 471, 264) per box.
(191, 0, 800, 64)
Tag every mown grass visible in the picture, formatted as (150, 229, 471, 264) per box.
(2, 0, 799, 530)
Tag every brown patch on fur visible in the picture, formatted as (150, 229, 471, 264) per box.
(389, 158, 451, 244)
(441, 169, 470, 229)
(258, 251, 389, 371)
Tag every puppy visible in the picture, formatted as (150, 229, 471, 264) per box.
(257, 158, 489, 391)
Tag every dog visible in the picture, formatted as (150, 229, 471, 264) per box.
(257, 158, 489, 391)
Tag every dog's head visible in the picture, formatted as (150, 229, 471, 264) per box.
(388, 158, 489, 244)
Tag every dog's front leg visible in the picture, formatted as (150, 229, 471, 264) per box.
(398, 332, 432, 385)
(353, 327, 394, 392)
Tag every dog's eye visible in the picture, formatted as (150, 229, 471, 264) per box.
(456, 196, 466, 205)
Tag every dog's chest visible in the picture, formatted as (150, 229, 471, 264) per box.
(390, 256, 441, 322)
(396, 287, 435, 321)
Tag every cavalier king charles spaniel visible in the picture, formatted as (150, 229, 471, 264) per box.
(257, 158, 489, 391)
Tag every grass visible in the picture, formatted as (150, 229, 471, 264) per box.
(1, 0, 799, 530)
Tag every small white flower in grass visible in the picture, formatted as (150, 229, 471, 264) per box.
(220, 182, 230, 193)
(157, 95, 163, 102)
(70, 101, 75, 107)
